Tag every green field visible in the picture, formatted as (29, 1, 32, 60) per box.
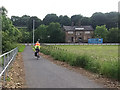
(55, 45, 118, 62)
(40, 45, 119, 79)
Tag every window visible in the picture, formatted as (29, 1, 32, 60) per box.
(68, 31, 73, 34)
(76, 32, 81, 35)
(75, 28, 84, 30)
(85, 31, 90, 34)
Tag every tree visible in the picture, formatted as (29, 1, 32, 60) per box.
(34, 25, 47, 43)
(28, 16, 42, 31)
(11, 16, 20, 26)
(43, 14, 59, 25)
(91, 12, 106, 29)
(47, 22, 65, 43)
(91, 12, 118, 29)
(118, 13, 120, 29)
(71, 14, 83, 26)
(1, 7, 22, 52)
(94, 25, 108, 42)
(34, 23, 65, 43)
(18, 29, 30, 43)
(107, 28, 120, 43)
(81, 17, 91, 25)
(59, 15, 71, 26)
(0, 6, 8, 15)
(105, 12, 118, 29)
(11, 15, 42, 32)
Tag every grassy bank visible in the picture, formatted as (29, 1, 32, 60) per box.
(40, 45, 119, 80)
(17, 44, 26, 52)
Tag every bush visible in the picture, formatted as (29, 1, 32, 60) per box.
(75, 55, 90, 67)
(86, 59, 101, 73)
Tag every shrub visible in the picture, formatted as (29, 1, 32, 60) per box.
(74, 55, 90, 67)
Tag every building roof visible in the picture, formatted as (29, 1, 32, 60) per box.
(63, 26, 94, 31)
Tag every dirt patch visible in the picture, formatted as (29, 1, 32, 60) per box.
(39, 52, 120, 89)
(3, 52, 27, 88)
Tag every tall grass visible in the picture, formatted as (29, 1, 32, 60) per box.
(40, 45, 119, 80)
(17, 44, 25, 52)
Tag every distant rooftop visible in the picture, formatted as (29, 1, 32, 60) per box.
(63, 26, 94, 31)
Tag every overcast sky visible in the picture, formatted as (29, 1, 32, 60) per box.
(0, 0, 119, 20)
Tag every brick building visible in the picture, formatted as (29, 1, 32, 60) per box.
(63, 25, 94, 43)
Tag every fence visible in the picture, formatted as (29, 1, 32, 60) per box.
(0, 47, 18, 87)
(21, 43, 120, 46)
(43, 43, 120, 45)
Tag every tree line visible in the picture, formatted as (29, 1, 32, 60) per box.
(11, 12, 118, 31)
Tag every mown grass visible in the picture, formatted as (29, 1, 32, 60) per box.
(40, 45, 119, 80)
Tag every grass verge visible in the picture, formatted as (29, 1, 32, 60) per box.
(17, 44, 25, 52)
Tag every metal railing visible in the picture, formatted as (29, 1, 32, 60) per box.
(43, 43, 120, 45)
(21, 43, 120, 46)
(0, 47, 18, 85)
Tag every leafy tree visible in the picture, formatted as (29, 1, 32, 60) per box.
(1, 7, 22, 52)
(105, 12, 118, 29)
(71, 14, 83, 26)
(43, 14, 59, 25)
(118, 13, 120, 29)
(28, 16, 42, 31)
(59, 15, 71, 26)
(107, 28, 120, 43)
(18, 28, 30, 43)
(34, 22, 65, 43)
(94, 25, 108, 42)
(11, 16, 20, 26)
(34, 25, 48, 43)
(91, 12, 118, 29)
(11, 15, 31, 27)
(0, 6, 8, 15)
(47, 22, 65, 43)
(91, 12, 106, 29)
(81, 17, 91, 25)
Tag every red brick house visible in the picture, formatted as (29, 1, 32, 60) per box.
(63, 25, 94, 43)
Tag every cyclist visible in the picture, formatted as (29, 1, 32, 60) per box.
(34, 41, 41, 58)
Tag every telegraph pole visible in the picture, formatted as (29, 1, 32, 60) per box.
(33, 20, 35, 46)
(0, 8, 2, 55)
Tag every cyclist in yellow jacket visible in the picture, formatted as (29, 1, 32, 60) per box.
(34, 41, 41, 58)
(35, 41, 41, 49)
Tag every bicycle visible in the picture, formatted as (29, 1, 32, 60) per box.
(35, 48, 40, 60)
(36, 52, 40, 60)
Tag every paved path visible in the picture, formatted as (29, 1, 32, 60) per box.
(22, 46, 104, 88)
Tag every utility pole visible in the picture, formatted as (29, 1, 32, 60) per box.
(33, 20, 35, 46)
(0, 8, 2, 55)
